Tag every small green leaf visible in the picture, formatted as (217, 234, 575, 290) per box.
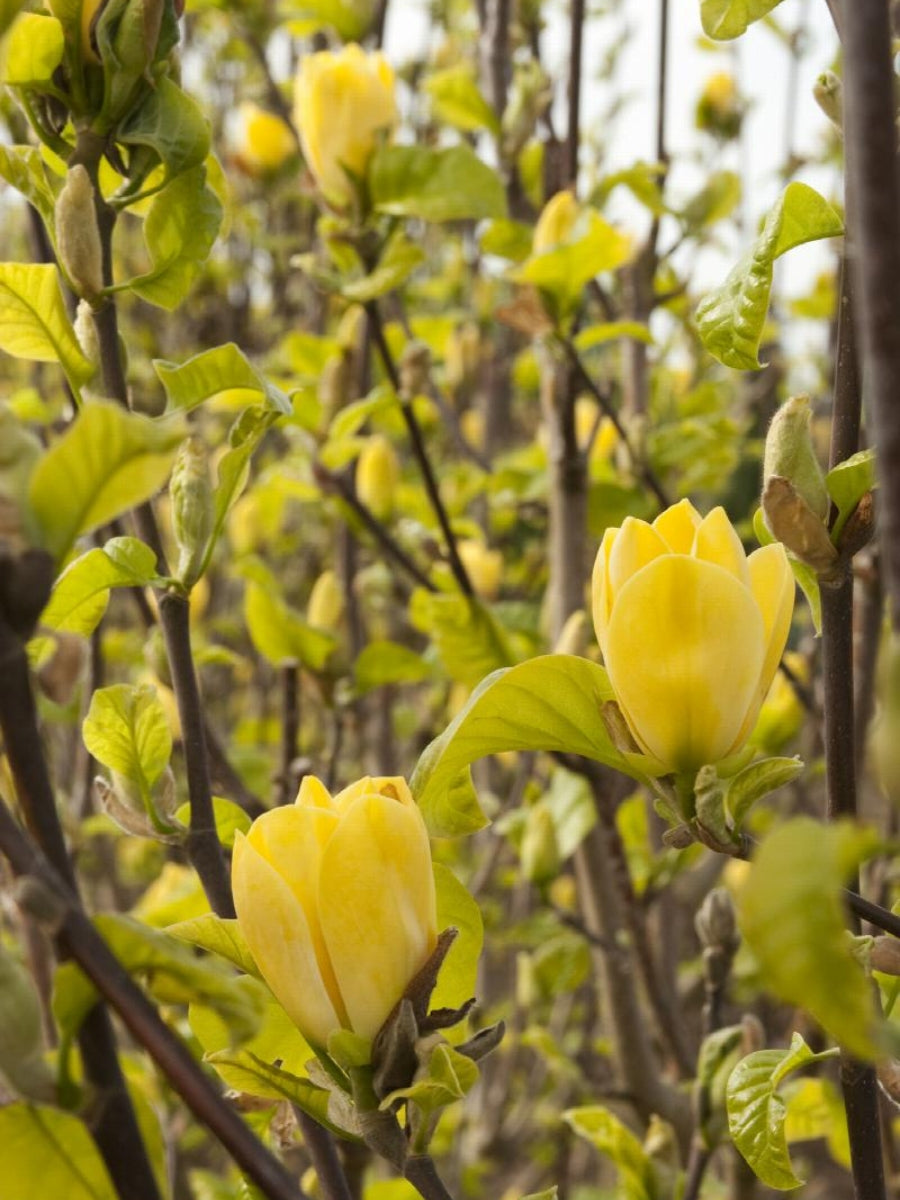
(370, 144, 507, 223)
(564, 1106, 654, 1200)
(126, 167, 223, 311)
(380, 1042, 478, 1119)
(286, 0, 372, 40)
(574, 321, 654, 350)
(594, 161, 666, 215)
(40, 537, 159, 636)
(244, 577, 336, 671)
(739, 818, 883, 1060)
(83, 683, 172, 805)
(511, 210, 631, 295)
(168, 914, 261, 979)
(341, 232, 425, 302)
(409, 589, 517, 689)
(522, 1190, 558, 1200)
(727, 1032, 837, 1189)
(0, 146, 56, 235)
(697, 184, 842, 370)
(173, 796, 250, 849)
(410, 655, 664, 836)
(0, 263, 93, 395)
(0, 12, 64, 84)
(680, 169, 741, 228)
(724, 756, 803, 830)
(354, 640, 433, 694)
(479, 218, 533, 262)
(702, 0, 785, 39)
(432, 863, 483, 1015)
(154, 342, 290, 414)
(0, 1103, 117, 1200)
(118, 77, 210, 181)
(28, 402, 184, 561)
(424, 65, 499, 134)
(204, 1049, 351, 1136)
(825, 448, 876, 541)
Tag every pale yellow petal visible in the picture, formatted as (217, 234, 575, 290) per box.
(607, 517, 669, 597)
(591, 526, 619, 658)
(691, 506, 749, 584)
(319, 794, 438, 1040)
(333, 775, 414, 814)
(232, 833, 345, 1045)
(296, 775, 335, 810)
(605, 556, 766, 771)
(652, 499, 702, 553)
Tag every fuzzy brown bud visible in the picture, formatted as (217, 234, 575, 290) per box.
(55, 166, 104, 302)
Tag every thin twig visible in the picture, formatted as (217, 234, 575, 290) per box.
(405, 1156, 456, 1200)
(278, 665, 300, 807)
(293, 1108, 354, 1200)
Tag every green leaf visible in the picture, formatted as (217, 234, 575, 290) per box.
(479, 219, 533, 262)
(28, 402, 184, 561)
(511, 210, 631, 295)
(738, 818, 883, 1060)
(697, 184, 842, 370)
(410, 655, 664, 836)
(83, 683, 172, 805)
(341, 232, 425, 302)
(432, 863, 483, 1015)
(564, 1106, 654, 1200)
(286, 0, 372, 40)
(118, 77, 210, 181)
(409, 589, 517, 689)
(127, 167, 223, 310)
(381, 1042, 478, 1124)
(724, 756, 803, 830)
(680, 169, 741, 228)
(354, 640, 434, 694)
(370, 144, 507, 223)
(173, 796, 250, 849)
(203, 1049, 351, 1136)
(168, 913, 261, 978)
(0, 145, 56, 234)
(594, 161, 666, 215)
(424, 65, 499, 134)
(0, 12, 64, 83)
(0, 263, 93, 395)
(701, 0, 785, 39)
(727, 1032, 837, 1189)
(826, 448, 876, 541)
(40, 537, 159, 636)
(154, 342, 290, 415)
(574, 321, 654, 350)
(244, 577, 336, 670)
(0, 1103, 117, 1200)
(53, 914, 262, 1044)
(189, 979, 313, 1082)
(522, 1191, 558, 1200)
(0, 0, 27, 37)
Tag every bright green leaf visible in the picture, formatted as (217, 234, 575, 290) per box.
(203, 1049, 352, 1136)
(189, 977, 312, 1081)
(370, 144, 507, 223)
(354, 640, 434, 694)
(244, 577, 336, 670)
(511, 210, 631, 295)
(154, 343, 290, 415)
(0, 1103, 117, 1200)
(0, 263, 93, 395)
(28, 402, 184, 561)
(83, 683, 172, 806)
(697, 184, 842, 370)
(724, 756, 803, 830)
(574, 321, 654, 351)
(341, 232, 425, 302)
(173, 796, 250, 849)
(0, 12, 64, 83)
(738, 818, 883, 1060)
(0, 146, 56, 235)
(680, 170, 742, 228)
(168, 913, 261, 979)
(432, 863, 483, 1015)
(564, 1106, 654, 1200)
(479, 219, 534, 262)
(40, 537, 159, 636)
(702, 0, 785, 40)
(424, 65, 499, 134)
(826, 448, 876, 541)
(409, 589, 517, 689)
(594, 161, 666, 215)
(119, 77, 210, 181)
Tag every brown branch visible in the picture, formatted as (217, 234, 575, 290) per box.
(565, 0, 585, 188)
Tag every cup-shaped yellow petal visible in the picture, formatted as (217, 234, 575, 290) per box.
(294, 44, 398, 208)
(691, 506, 750, 584)
(533, 190, 578, 252)
(591, 526, 619, 658)
(318, 791, 438, 1040)
(232, 832, 344, 1047)
(604, 555, 767, 771)
(652, 498, 701, 553)
(606, 517, 669, 600)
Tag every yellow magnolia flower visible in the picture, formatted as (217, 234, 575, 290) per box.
(592, 500, 794, 773)
(294, 44, 398, 208)
(532, 190, 578, 253)
(458, 538, 503, 599)
(235, 103, 296, 175)
(233, 775, 437, 1047)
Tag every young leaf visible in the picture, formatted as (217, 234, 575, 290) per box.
(370, 144, 507, 223)
(511, 211, 631, 295)
(0, 12, 64, 84)
(168, 913, 261, 979)
(27, 403, 184, 561)
(40, 536, 159, 636)
(154, 342, 291, 415)
(354, 640, 434, 694)
(564, 1106, 655, 1200)
(727, 1032, 837, 1189)
(244, 578, 336, 671)
(424, 65, 500, 135)
(0, 146, 56, 236)
(203, 1049, 351, 1136)
(432, 863, 483, 1015)
(341, 232, 425, 303)
(738, 818, 883, 1060)
(410, 655, 665, 836)
(173, 796, 250, 848)
(189, 979, 312, 1082)
(118, 77, 210, 181)
(825, 448, 876, 541)
(83, 683, 172, 806)
(409, 590, 517, 688)
(697, 184, 842, 370)
(701, 0, 785, 39)
(0, 1103, 117, 1200)
(723, 755, 804, 830)
(0, 263, 93, 395)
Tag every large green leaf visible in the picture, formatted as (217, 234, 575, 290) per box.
(409, 589, 517, 689)
(40, 537, 159, 636)
(82, 684, 172, 808)
(738, 818, 882, 1060)
(189, 977, 311, 1082)
(27, 402, 184, 561)
(118, 77, 210, 181)
(53, 914, 262, 1044)
(125, 167, 223, 310)
(370, 144, 506, 223)
(0, 263, 93, 395)
(564, 1106, 654, 1200)
(154, 342, 290, 414)
(701, 0, 785, 39)
(0, 1104, 117, 1200)
(432, 863, 483, 1015)
(697, 184, 842, 370)
(168, 913, 261, 979)
(727, 1032, 837, 1189)
(0, 12, 64, 83)
(410, 655, 664, 836)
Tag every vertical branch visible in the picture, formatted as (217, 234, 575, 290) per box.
(294, 1109, 354, 1200)
(278, 665, 300, 807)
(565, 0, 585, 188)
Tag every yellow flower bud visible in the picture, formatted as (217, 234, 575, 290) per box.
(307, 569, 344, 632)
(592, 500, 795, 773)
(232, 775, 438, 1047)
(574, 397, 618, 465)
(293, 44, 398, 209)
(696, 72, 744, 140)
(520, 804, 561, 886)
(234, 103, 296, 175)
(356, 435, 400, 521)
(532, 189, 578, 253)
(458, 538, 503, 600)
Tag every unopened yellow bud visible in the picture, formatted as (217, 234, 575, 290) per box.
(696, 72, 744, 139)
(307, 569, 344, 632)
(294, 44, 397, 209)
(458, 538, 503, 600)
(55, 165, 104, 302)
(533, 190, 578, 253)
(356, 435, 400, 521)
(235, 103, 296, 175)
(592, 500, 794, 773)
(233, 775, 437, 1047)
(520, 804, 561, 886)
(813, 71, 843, 131)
